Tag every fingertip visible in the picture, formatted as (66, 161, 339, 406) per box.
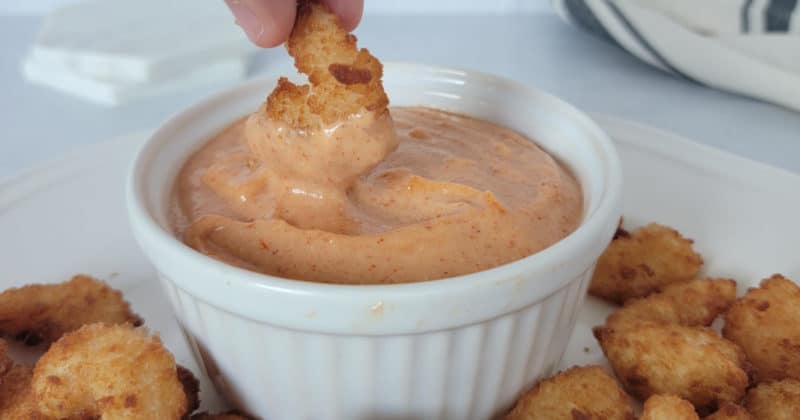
(226, 0, 296, 47)
(324, 0, 364, 31)
(249, 32, 284, 48)
(251, 30, 289, 48)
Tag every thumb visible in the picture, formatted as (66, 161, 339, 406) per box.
(225, 0, 297, 47)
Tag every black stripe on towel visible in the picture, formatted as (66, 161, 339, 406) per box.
(564, 0, 615, 42)
(766, 0, 798, 31)
(605, 0, 702, 85)
(742, 0, 755, 32)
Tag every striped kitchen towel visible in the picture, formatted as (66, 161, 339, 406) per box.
(553, 0, 800, 112)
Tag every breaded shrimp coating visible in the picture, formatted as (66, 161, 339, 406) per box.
(265, 0, 388, 129)
(32, 323, 188, 420)
(0, 364, 36, 419)
(744, 379, 800, 420)
(723, 274, 800, 383)
(505, 365, 635, 420)
(0, 339, 37, 419)
(606, 278, 737, 330)
(594, 323, 749, 414)
(0, 339, 12, 376)
(640, 394, 699, 420)
(705, 403, 753, 420)
(589, 224, 703, 304)
(178, 365, 201, 416)
(0, 274, 142, 345)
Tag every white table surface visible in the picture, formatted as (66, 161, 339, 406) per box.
(2, 13, 799, 180)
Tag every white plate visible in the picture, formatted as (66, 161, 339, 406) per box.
(1, 115, 798, 414)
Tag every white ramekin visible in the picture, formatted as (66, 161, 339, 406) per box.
(127, 63, 622, 420)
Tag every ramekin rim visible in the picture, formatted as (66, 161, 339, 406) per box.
(127, 62, 623, 301)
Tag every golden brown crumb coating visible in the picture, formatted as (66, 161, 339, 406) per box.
(744, 379, 800, 420)
(0, 339, 12, 376)
(589, 224, 703, 304)
(0, 274, 142, 345)
(640, 394, 699, 420)
(0, 339, 40, 419)
(0, 364, 37, 419)
(504, 365, 635, 420)
(606, 278, 737, 330)
(594, 323, 749, 414)
(705, 403, 753, 420)
(32, 323, 187, 420)
(723, 274, 800, 383)
(177, 365, 200, 417)
(265, 0, 388, 129)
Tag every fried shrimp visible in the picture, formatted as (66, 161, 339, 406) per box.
(264, 0, 388, 130)
(0, 274, 142, 345)
(504, 365, 635, 420)
(640, 394, 699, 420)
(32, 323, 188, 420)
(589, 223, 703, 304)
(744, 379, 800, 420)
(594, 323, 749, 414)
(605, 278, 737, 330)
(723, 274, 800, 383)
(705, 403, 753, 420)
(595, 278, 745, 413)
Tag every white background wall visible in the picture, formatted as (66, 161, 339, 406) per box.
(1, 0, 552, 15)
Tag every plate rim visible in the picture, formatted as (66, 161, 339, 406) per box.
(2, 115, 798, 208)
(0, 131, 150, 210)
(591, 113, 800, 192)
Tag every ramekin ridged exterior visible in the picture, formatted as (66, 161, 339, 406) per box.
(128, 63, 623, 420)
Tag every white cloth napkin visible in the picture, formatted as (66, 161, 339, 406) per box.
(553, 0, 800, 112)
(22, 0, 254, 106)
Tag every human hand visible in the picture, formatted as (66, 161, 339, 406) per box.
(224, 0, 364, 47)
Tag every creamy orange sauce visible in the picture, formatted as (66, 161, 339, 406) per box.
(171, 107, 582, 284)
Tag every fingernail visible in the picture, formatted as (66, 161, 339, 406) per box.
(225, 0, 264, 43)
